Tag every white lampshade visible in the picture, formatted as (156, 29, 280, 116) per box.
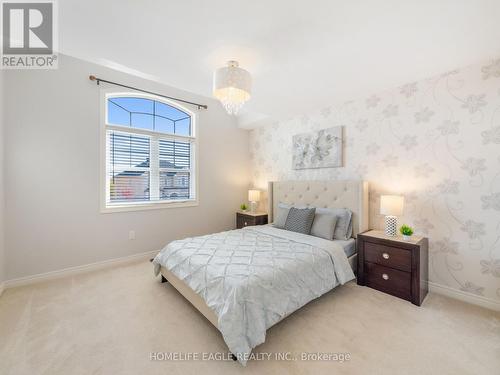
(380, 195, 404, 216)
(213, 60, 252, 115)
(248, 189, 260, 202)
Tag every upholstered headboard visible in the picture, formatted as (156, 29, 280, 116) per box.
(268, 180, 369, 238)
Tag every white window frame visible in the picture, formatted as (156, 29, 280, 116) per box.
(100, 89, 199, 213)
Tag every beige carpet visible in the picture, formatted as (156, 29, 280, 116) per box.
(1, 260, 499, 375)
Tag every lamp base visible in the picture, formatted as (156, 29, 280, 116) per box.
(385, 215, 398, 236)
(250, 201, 258, 213)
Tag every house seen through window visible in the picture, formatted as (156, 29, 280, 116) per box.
(105, 94, 196, 208)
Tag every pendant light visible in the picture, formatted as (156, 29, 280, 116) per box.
(213, 60, 252, 115)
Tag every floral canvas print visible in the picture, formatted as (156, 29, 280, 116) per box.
(292, 126, 343, 169)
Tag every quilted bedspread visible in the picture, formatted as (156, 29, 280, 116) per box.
(152, 225, 355, 365)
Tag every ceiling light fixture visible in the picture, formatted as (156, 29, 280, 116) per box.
(213, 60, 252, 115)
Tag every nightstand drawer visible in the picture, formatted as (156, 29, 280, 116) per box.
(364, 262, 411, 300)
(237, 215, 255, 228)
(364, 242, 411, 272)
(236, 212, 268, 229)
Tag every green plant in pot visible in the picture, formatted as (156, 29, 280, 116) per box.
(240, 203, 248, 212)
(399, 224, 414, 241)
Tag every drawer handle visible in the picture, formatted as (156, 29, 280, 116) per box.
(382, 252, 390, 260)
(382, 273, 389, 281)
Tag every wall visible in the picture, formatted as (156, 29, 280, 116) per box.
(4, 54, 250, 280)
(0, 70, 5, 286)
(250, 57, 500, 304)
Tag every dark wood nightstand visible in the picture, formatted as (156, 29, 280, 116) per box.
(236, 212, 268, 229)
(357, 230, 428, 306)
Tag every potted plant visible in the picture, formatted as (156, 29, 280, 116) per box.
(399, 224, 414, 241)
(240, 203, 248, 212)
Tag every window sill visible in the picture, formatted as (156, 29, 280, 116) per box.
(100, 199, 198, 213)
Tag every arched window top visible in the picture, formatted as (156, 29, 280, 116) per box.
(107, 95, 192, 136)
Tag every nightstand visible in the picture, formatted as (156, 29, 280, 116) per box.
(236, 212, 268, 229)
(357, 230, 428, 306)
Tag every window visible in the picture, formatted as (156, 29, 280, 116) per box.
(101, 92, 197, 212)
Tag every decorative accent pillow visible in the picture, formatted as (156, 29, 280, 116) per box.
(316, 208, 353, 240)
(310, 211, 338, 240)
(284, 207, 316, 234)
(273, 203, 291, 229)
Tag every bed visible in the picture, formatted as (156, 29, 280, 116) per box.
(152, 180, 369, 364)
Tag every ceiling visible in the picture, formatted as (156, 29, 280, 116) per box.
(60, 0, 500, 128)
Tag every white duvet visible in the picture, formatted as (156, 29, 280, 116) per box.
(152, 225, 355, 365)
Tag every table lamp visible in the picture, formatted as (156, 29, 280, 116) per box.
(380, 195, 404, 236)
(248, 189, 261, 213)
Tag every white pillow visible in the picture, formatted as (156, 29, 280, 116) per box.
(310, 211, 338, 240)
(316, 207, 353, 240)
(273, 203, 291, 229)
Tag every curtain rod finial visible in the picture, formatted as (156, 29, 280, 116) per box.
(89, 75, 97, 81)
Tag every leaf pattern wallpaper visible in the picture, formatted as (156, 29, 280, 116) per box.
(249, 57, 500, 303)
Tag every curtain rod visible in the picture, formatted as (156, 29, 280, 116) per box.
(88, 75, 208, 110)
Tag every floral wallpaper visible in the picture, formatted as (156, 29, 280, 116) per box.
(249, 57, 500, 303)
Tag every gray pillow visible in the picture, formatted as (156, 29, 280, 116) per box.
(284, 207, 316, 234)
(310, 212, 338, 240)
(273, 203, 291, 229)
(316, 207, 352, 240)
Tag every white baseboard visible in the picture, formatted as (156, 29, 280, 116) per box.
(429, 281, 500, 312)
(4, 250, 159, 289)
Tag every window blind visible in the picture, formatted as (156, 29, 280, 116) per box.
(159, 140, 190, 169)
(158, 140, 191, 199)
(107, 131, 150, 202)
(106, 131, 193, 204)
